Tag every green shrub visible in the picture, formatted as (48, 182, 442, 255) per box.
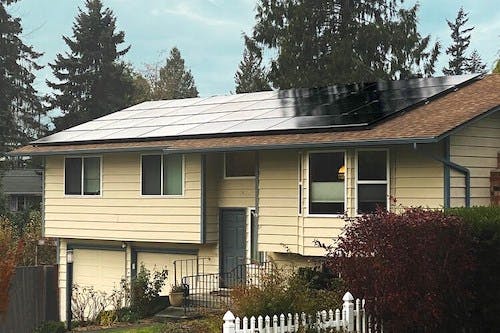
(34, 320, 66, 333)
(446, 206, 500, 331)
(130, 264, 168, 318)
(230, 267, 345, 318)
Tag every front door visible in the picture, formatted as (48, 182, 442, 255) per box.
(220, 209, 246, 287)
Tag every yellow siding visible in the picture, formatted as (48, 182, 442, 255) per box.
(450, 113, 500, 207)
(391, 144, 444, 209)
(45, 153, 202, 243)
(259, 150, 300, 253)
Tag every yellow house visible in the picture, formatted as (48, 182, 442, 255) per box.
(11, 74, 500, 322)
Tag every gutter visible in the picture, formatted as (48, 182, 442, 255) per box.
(413, 141, 471, 208)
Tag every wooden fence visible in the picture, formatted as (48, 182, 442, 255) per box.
(223, 292, 382, 333)
(0, 265, 59, 333)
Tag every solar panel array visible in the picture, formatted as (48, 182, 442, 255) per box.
(35, 74, 479, 144)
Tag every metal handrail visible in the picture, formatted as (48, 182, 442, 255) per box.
(173, 257, 211, 286)
(180, 261, 275, 312)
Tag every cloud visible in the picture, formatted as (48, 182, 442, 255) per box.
(151, 3, 237, 27)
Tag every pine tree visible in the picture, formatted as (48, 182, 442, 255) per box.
(0, 0, 45, 153)
(150, 47, 198, 100)
(47, 0, 135, 131)
(235, 35, 271, 93)
(465, 50, 486, 74)
(494, 60, 500, 74)
(252, 0, 440, 89)
(443, 7, 474, 75)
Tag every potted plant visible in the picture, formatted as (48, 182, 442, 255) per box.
(169, 284, 186, 307)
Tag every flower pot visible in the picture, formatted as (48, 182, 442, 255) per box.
(169, 291, 184, 307)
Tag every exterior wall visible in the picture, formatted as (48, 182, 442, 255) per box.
(259, 144, 445, 257)
(391, 143, 444, 209)
(44, 153, 202, 243)
(450, 112, 500, 207)
(259, 150, 300, 253)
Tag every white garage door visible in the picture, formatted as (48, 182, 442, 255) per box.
(73, 249, 125, 295)
(136, 252, 196, 295)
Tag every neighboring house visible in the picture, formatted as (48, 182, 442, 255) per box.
(10, 74, 500, 322)
(1, 169, 42, 212)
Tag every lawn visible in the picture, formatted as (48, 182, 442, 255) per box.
(82, 316, 221, 333)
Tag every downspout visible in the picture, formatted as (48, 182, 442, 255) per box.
(254, 151, 260, 261)
(413, 141, 470, 208)
(42, 157, 46, 237)
(200, 154, 206, 244)
(443, 138, 451, 208)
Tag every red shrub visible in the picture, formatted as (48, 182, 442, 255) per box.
(0, 218, 24, 316)
(325, 208, 474, 332)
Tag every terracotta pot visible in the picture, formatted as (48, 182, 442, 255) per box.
(169, 291, 184, 307)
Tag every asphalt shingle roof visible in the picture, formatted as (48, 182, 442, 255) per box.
(10, 74, 500, 156)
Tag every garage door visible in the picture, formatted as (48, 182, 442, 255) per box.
(136, 252, 196, 295)
(73, 249, 125, 295)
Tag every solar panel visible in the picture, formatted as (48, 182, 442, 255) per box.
(34, 74, 480, 144)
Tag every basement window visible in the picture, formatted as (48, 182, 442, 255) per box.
(308, 152, 345, 215)
(141, 154, 183, 195)
(357, 150, 388, 214)
(224, 152, 256, 178)
(65, 157, 101, 195)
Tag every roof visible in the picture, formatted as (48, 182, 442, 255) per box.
(10, 74, 500, 156)
(1, 169, 43, 195)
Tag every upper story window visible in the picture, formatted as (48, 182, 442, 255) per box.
(357, 150, 388, 214)
(309, 151, 345, 215)
(224, 152, 256, 178)
(65, 157, 101, 195)
(141, 154, 183, 196)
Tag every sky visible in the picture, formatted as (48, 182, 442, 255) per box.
(7, 0, 500, 101)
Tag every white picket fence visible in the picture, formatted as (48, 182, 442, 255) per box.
(223, 292, 382, 333)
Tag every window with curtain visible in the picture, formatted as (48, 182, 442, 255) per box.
(65, 157, 100, 195)
(142, 154, 183, 195)
(309, 152, 345, 214)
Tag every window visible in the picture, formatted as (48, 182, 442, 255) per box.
(65, 157, 101, 195)
(225, 152, 255, 178)
(357, 150, 388, 214)
(141, 154, 183, 195)
(309, 152, 345, 215)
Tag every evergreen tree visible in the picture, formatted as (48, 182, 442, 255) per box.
(235, 35, 271, 93)
(0, 0, 45, 153)
(150, 47, 198, 100)
(465, 49, 486, 74)
(443, 7, 474, 75)
(124, 64, 151, 104)
(47, 0, 135, 131)
(494, 60, 500, 74)
(252, 0, 440, 89)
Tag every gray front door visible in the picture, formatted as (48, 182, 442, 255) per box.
(220, 209, 246, 286)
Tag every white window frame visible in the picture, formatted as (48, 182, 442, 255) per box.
(63, 155, 103, 197)
(223, 152, 256, 179)
(140, 153, 185, 197)
(298, 151, 303, 216)
(355, 148, 390, 215)
(306, 150, 347, 217)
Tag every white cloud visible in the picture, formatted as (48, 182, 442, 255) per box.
(151, 3, 237, 27)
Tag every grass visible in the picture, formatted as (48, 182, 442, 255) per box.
(82, 315, 222, 333)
